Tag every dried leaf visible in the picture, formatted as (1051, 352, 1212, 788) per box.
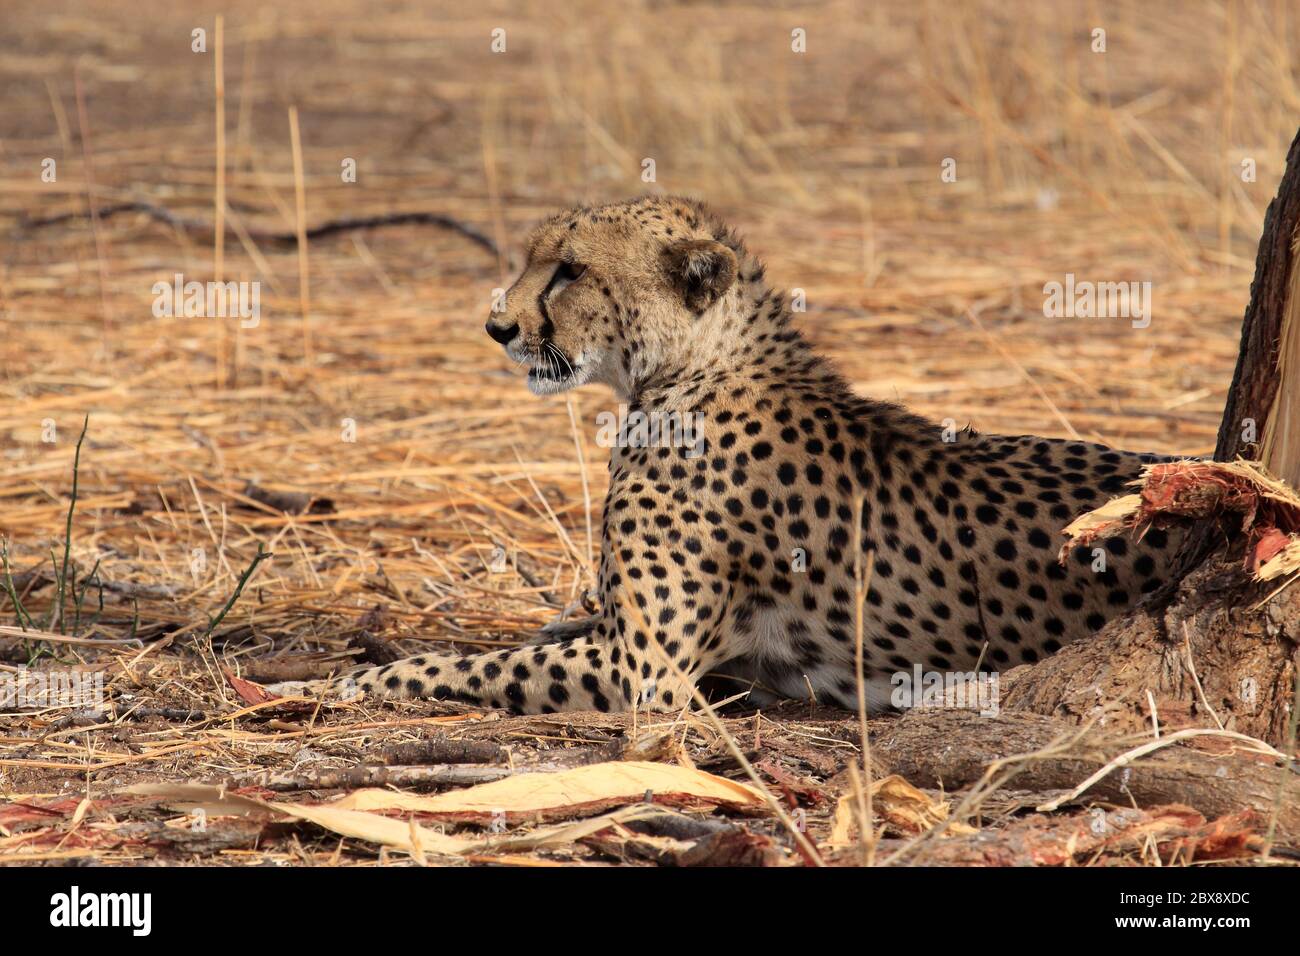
(120, 765, 764, 858)
(329, 760, 764, 822)
(123, 782, 469, 856)
(828, 774, 976, 844)
(223, 668, 278, 706)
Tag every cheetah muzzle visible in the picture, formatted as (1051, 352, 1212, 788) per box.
(268, 196, 1180, 714)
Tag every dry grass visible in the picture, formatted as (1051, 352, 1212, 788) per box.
(0, 0, 1297, 865)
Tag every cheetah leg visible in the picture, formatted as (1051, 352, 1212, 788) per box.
(265, 554, 730, 713)
(265, 633, 694, 715)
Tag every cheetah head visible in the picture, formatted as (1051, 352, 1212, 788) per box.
(485, 196, 747, 398)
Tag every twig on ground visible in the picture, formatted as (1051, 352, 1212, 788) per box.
(18, 202, 502, 258)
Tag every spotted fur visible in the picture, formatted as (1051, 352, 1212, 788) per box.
(271, 196, 1177, 713)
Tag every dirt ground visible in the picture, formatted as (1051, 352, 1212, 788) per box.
(0, 0, 1296, 865)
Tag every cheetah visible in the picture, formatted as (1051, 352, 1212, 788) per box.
(271, 196, 1179, 714)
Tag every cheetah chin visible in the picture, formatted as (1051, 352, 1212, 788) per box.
(290, 195, 1182, 717)
(525, 349, 598, 395)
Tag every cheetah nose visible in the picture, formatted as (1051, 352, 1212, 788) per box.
(485, 320, 519, 345)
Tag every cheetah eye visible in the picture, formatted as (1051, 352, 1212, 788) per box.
(545, 260, 588, 300)
(557, 261, 587, 283)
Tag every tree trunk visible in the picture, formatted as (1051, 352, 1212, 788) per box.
(1215, 131, 1300, 484)
(1002, 128, 1300, 747)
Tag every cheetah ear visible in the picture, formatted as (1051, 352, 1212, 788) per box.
(663, 239, 738, 314)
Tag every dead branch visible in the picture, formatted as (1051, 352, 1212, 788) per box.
(874, 709, 1300, 847)
(379, 736, 506, 765)
(17, 201, 501, 258)
(224, 763, 512, 792)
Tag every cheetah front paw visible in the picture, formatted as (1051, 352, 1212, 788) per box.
(524, 613, 599, 645)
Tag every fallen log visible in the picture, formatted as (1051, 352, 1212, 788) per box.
(873, 709, 1299, 848)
